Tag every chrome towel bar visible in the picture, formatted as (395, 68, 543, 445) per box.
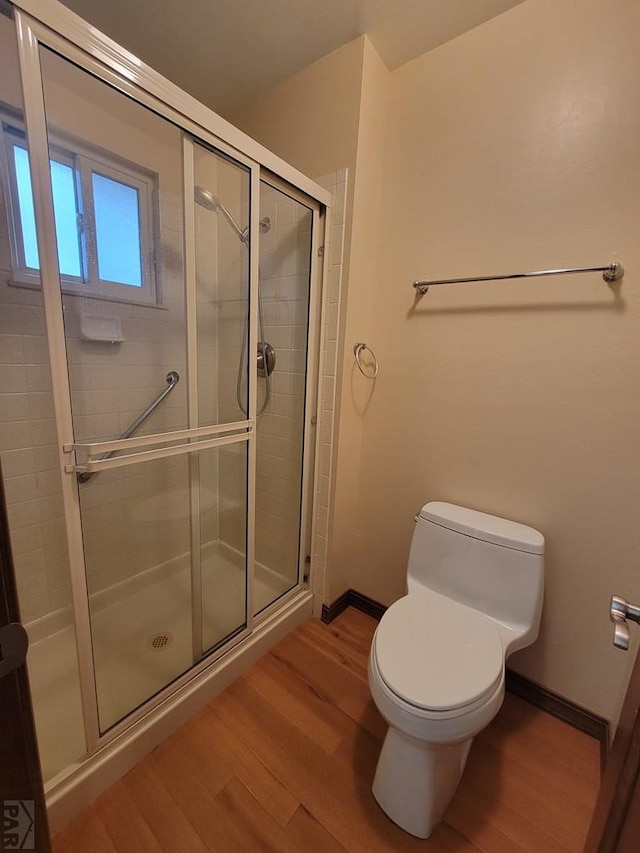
(413, 262, 624, 295)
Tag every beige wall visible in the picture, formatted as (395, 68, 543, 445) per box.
(325, 38, 390, 600)
(236, 0, 640, 723)
(227, 38, 364, 190)
(355, 0, 640, 723)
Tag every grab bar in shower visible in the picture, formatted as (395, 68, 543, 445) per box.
(412, 261, 624, 295)
(76, 370, 180, 483)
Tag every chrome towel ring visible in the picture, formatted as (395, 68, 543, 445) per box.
(353, 342, 379, 379)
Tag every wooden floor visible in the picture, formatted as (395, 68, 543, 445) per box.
(52, 608, 601, 852)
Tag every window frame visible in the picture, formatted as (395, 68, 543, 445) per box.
(1, 110, 159, 306)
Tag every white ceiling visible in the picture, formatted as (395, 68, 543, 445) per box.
(59, 0, 525, 114)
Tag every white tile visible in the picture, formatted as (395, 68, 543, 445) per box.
(327, 265, 342, 305)
(0, 334, 24, 364)
(6, 498, 40, 530)
(276, 199, 295, 228)
(2, 364, 28, 393)
(36, 469, 65, 498)
(0, 421, 34, 450)
(1, 447, 36, 478)
(30, 419, 58, 446)
(324, 341, 337, 377)
(332, 181, 346, 226)
(1, 304, 47, 338)
(25, 365, 52, 393)
(21, 336, 49, 364)
(13, 547, 46, 580)
(10, 523, 44, 555)
(38, 494, 65, 522)
(0, 392, 29, 422)
(27, 391, 54, 420)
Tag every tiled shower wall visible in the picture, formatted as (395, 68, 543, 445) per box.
(0, 242, 72, 623)
(0, 29, 71, 624)
(218, 183, 312, 594)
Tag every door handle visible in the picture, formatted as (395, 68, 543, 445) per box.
(610, 595, 640, 651)
(0, 622, 28, 679)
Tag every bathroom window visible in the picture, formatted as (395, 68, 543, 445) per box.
(2, 118, 158, 305)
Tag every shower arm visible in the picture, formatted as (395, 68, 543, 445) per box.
(77, 371, 180, 484)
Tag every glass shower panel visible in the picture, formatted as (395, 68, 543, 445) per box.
(200, 444, 248, 654)
(39, 47, 189, 445)
(193, 141, 250, 653)
(87, 454, 192, 730)
(37, 48, 251, 731)
(39, 47, 192, 732)
(0, 12, 85, 779)
(193, 141, 250, 426)
(254, 182, 313, 614)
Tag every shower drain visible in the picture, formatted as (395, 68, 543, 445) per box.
(148, 632, 173, 650)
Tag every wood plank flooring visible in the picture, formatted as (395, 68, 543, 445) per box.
(52, 608, 601, 852)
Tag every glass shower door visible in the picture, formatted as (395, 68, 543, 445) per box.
(192, 140, 252, 655)
(254, 180, 314, 614)
(36, 46, 255, 733)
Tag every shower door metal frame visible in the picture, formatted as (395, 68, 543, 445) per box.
(9, 0, 330, 776)
(13, 10, 263, 753)
(252, 173, 325, 625)
(181, 133, 259, 663)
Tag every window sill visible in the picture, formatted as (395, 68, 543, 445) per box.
(7, 276, 168, 311)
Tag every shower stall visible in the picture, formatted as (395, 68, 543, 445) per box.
(0, 0, 328, 822)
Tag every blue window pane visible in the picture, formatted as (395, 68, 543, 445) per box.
(13, 145, 81, 277)
(92, 173, 142, 287)
(50, 160, 81, 277)
(13, 146, 39, 269)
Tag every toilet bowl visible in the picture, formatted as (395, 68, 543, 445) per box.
(368, 502, 544, 838)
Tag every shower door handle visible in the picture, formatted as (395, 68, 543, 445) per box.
(0, 622, 28, 680)
(610, 595, 640, 651)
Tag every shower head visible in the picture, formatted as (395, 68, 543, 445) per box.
(194, 185, 221, 213)
(194, 185, 247, 242)
(194, 185, 271, 244)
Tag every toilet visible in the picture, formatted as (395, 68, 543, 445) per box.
(368, 501, 544, 838)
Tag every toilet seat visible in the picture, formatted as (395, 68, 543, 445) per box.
(374, 590, 504, 714)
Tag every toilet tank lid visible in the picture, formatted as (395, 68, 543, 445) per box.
(419, 502, 544, 555)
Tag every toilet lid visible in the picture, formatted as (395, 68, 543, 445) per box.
(374, 591, 503, 712)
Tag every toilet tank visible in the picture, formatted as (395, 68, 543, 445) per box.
(407, 502, 544, 653)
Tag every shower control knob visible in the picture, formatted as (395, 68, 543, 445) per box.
(257, 342, 276, 378)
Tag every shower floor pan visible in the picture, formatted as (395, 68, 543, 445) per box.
(25, 541, 295, 782)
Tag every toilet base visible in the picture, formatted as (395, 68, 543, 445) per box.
(372, 726, 472, 839)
